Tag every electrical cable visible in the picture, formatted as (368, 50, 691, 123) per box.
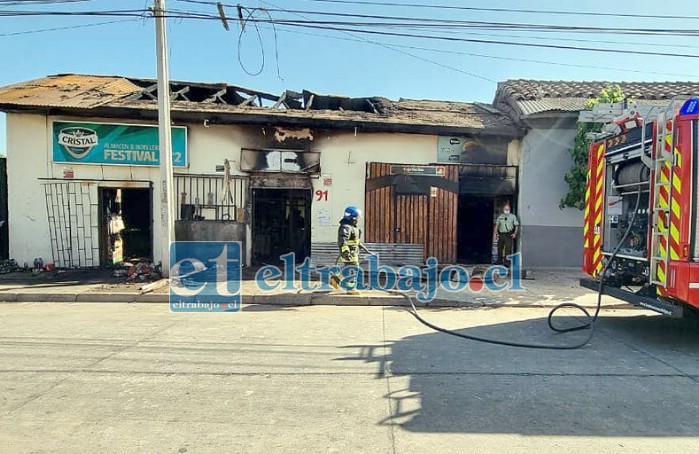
(399, 172, 643, 349)
(0, 0, 93, 5)
(254, 0, 495, 82)
(0, 18, 139, 37)
(187, 1, 699, 37)
(233, 6, 282, 79)
(259, 25, 699, 78)
(323, 165, 646, 350)
(255, 6, 284, 80)
(237, 7, 266, 76)
(228, 21, 699, 59)
(285, 0, 699, 22)
(178, 0, 699, 21)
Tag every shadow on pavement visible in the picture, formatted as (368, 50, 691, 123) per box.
(338, 312, 699, 437)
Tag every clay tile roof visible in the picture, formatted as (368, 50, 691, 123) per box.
(0, 74, 142, 109)
(494, 79, 699, 121)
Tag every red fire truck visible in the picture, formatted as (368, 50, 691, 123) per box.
(581, 97, 699, 317)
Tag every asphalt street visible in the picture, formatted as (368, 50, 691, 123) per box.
(1, 302, 698, 454)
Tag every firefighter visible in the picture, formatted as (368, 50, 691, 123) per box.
(493, 203, 519, 267)
(333, 205, 368, 295)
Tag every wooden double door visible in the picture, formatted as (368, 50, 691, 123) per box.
(364, 163, 458, 263)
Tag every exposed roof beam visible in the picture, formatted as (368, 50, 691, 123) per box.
(170, 86, 190, 102)
(366, 99, 379, 115)
(139, 84, 158, 100)
(272, 91, 287, 109)
(203, 88, 228, 104)
(305, 94, 315, 111)
(239, 94, 258, 107)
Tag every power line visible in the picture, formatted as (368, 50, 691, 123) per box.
(181, 1, 699, 37)
(269, 0, 699, 21)
(263, 26, 699, 79)
(1, 6, 697, 60)
(178, 0, 699, 36)
(0, 0, 94, 5)
(2, 6, 698, 39)
(0, 17, 140, 37)
(234, 19, 699, 59)
(231, 18, 699, 37)
(253, 0, 495, 82)
(177, 0, 699, 49)
(0, 9, 151, 17)
(386, 28, 699, 51)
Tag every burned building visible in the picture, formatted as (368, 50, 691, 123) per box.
(0, 74, 523, 268)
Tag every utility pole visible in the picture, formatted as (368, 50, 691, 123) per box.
(154, 0, 175, 277)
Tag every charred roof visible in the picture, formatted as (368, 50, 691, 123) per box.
(0, 74, 522, 138)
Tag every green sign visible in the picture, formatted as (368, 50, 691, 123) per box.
(52, 121, 187, 167)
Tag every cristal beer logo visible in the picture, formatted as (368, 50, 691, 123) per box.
(57, 127, 99, 159)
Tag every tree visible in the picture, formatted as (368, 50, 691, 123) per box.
(560, 85, 626, 210)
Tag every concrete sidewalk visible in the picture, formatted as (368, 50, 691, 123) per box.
(0, 268, 632, 310)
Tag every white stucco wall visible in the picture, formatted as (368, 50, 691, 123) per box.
(7, 113, 254, 267)
(518, 126, 583, 227)
(516, 122, 587, 267)
(310, 132, 438, 243)
(7, 113, 52, 265)
(6, 112, 445, 266)
(185, 123, 247, 176)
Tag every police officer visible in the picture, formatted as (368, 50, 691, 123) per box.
(493, 203, 519, 267)
(335, 206, 370, 295)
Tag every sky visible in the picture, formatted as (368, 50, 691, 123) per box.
(1, 0, 699, 154)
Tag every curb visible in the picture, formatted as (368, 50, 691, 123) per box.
(76, 293, 135, 303)
(0, 291, 485, 307)
(0, 292, 635, 310)
(15, 293, 79, 303)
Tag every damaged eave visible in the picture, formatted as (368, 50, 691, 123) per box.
(0, 102, 523, 139)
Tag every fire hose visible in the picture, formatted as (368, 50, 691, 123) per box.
(329, 166, 644, 349)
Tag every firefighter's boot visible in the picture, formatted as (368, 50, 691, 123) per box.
(329, 274, 341, 290)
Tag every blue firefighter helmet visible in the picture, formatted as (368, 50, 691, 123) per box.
(343, 206, 362, 221)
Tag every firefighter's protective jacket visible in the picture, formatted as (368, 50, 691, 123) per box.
(338, 219, 361, 263)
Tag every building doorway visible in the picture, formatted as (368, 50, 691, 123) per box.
(456, 164, 519, 264)
(457, 195, 495, 264)
(251, 188, 311, 265)
(99, 187, 152, 266)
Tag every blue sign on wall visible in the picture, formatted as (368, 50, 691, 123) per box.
(52, 121, 188, 167)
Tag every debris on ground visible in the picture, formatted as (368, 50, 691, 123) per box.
(111, 259, 162, 282)
(0, 258, 60, 275)
(0, 259, 20, 274)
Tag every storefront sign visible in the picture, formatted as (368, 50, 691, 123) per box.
(438, 136, 466, 163)
(390, 165, 446, 176)
(437, 136, 509, 165)
(52, 121, 187, 167)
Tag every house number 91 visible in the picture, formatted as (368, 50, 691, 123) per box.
(315, 190, 329, 201)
